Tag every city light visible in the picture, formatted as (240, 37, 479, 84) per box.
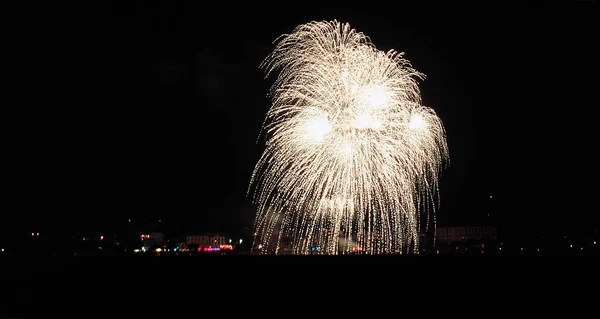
(351, 246, 363, 253)
(100, 235, 104, 241)
(156, 248, 162, 253)
(31, 233, 34, 236)
(133, 249, 141, 253)
(1, 248, 4, 252)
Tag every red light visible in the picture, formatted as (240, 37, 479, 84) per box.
(481, 244, 484, 249)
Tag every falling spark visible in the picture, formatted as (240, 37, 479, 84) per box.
(248, 20, 449, 255)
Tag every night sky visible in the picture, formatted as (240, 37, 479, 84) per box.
(4, 2, 597, 242)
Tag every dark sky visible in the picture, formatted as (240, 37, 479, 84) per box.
(4, 2, 597, 240)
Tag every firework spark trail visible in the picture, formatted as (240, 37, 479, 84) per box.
(249, 20, 449, 254)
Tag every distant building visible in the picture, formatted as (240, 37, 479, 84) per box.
(140, 232, 166, 248)
(209, 233, 228, 247)
(186, 234, 210, 247)
(186, 233, 229, 250)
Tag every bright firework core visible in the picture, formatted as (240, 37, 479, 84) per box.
(409, 114, 427, 130)
(249, 20, 449, 255)
(304, 114, 331, 142)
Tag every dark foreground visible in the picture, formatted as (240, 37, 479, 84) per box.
(1, 255, 597, 317)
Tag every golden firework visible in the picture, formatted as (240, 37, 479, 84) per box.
(249, 20, 449, 254)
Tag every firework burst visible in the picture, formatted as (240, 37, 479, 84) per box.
(249, 20, 448, 254)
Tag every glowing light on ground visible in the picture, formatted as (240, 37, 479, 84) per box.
(249, 20, 449, 255)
